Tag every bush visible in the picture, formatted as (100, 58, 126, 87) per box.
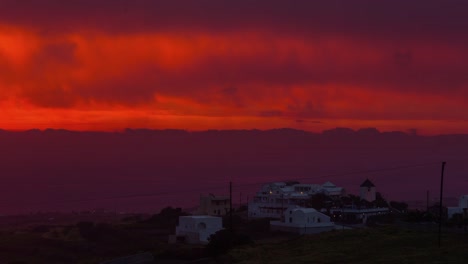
(76, 221, 116, 242)
(77, 221, 97, 241)
(222, 214, 244, 229)
(366, 213, 395, 226)
(390, 201, 408, 212)
(144, 207, 187, 230)
(31, 225, 51, 233)
(404, 210, 434, 223)
(206, 229, 252, 256)
(244, 218, 272, 233)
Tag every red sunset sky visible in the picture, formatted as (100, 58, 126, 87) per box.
(1, 0, 468, 135)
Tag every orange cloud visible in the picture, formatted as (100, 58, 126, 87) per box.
(1, 19, 468, 135)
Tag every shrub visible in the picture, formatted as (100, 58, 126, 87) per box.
(206, 229, 252, 256)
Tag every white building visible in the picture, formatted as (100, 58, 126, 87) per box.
(360, 179, 376, 202)
(172, 216, 223, 244)
(270, 206, 335, 234)
(448, 195, 468, 219)
(248, 181, 345, 219)
(322, 181, 344, 196)
(332, 207, 389, 224)
(196, 194, 230, 216)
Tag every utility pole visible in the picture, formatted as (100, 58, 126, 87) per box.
(426, 190, 430, 211)
(438, 161, 446, 248)
(229, 181, 233, 232)
(239, 192, 242, 207)
(281, 194, 285, 221)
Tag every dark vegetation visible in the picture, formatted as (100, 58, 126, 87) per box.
(2, 203, 468, 263)
(228, 227, 468, 263)
(306, 192, 390, 211)
(0, 207, 194, 263)
(206, 229, 252, 257)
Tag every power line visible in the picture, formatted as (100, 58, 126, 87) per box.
(232, 161, 442, 189)
(0, 185, 229, 207)
(4, 160, 443, 208)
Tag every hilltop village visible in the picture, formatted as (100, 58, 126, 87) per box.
(2, 179, 468, 263)
(172, 179, 389, 244)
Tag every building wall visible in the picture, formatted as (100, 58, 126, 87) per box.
(459, 195, 468, 208)
(198, 196, 230, 216)
(270, 223, 335, 234)
(248, 202, 286, 219)
(360, 186, 376, 202)
(249, 181, 345, 219)
(448, 207, 464, 219)
(248, 196, 309, 219)
(285, 209, 331, 226)
(270, 207, 334, 234)
(175, 216, 223, 244)
(447, 195, 468, 219)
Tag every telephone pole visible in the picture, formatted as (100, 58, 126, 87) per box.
(426, 190, 429, 211)
(229, 181, 233, 232)
(438, 161, 446, 248)
(239, 192, 242, 207)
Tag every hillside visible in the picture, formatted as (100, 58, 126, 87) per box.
(228, 227, 468, 263)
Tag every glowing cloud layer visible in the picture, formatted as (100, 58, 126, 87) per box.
(1, 0, 468, 134)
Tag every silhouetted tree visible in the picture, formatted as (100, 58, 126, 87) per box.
(144, 207, 188, 230)
(341, 194, 364, 208)
(306, 193, 331, 210)
(237, 205, 248, 212)
(77, 221, 97, 241)
(243, 218, 272, 233)
(405, 210, 433, 222)
(390, 201, 408, 212)
(373, 192, 389, 208)
(76, 221, 117, 242)
(206, 229, 252, 256)
(428, 203, 448, 223)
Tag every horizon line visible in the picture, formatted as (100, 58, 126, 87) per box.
(1, 126, 467, 137)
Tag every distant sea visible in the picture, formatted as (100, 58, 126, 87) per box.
(0, 129, 467, 215)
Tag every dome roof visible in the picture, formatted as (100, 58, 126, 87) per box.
(360, 179, 375, 187)
(322, 181, 336, 187)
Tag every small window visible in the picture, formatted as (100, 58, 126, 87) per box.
(289, 217, 292, 223)
(197, 222, 207, 230)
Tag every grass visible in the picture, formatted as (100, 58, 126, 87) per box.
(229, 227, 468, 264)
(2, 221, 468, 263)
(0, 225, 165, 264)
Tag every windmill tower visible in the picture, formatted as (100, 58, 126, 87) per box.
(360, 179, 376, 202)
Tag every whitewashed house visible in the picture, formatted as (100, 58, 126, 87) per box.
(248, 181, 345, 219)
(172, 216, 223, 244)
(322, 181, 345, 197)
(448, 195, 468, 219)
(270, 206, 335, 234)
